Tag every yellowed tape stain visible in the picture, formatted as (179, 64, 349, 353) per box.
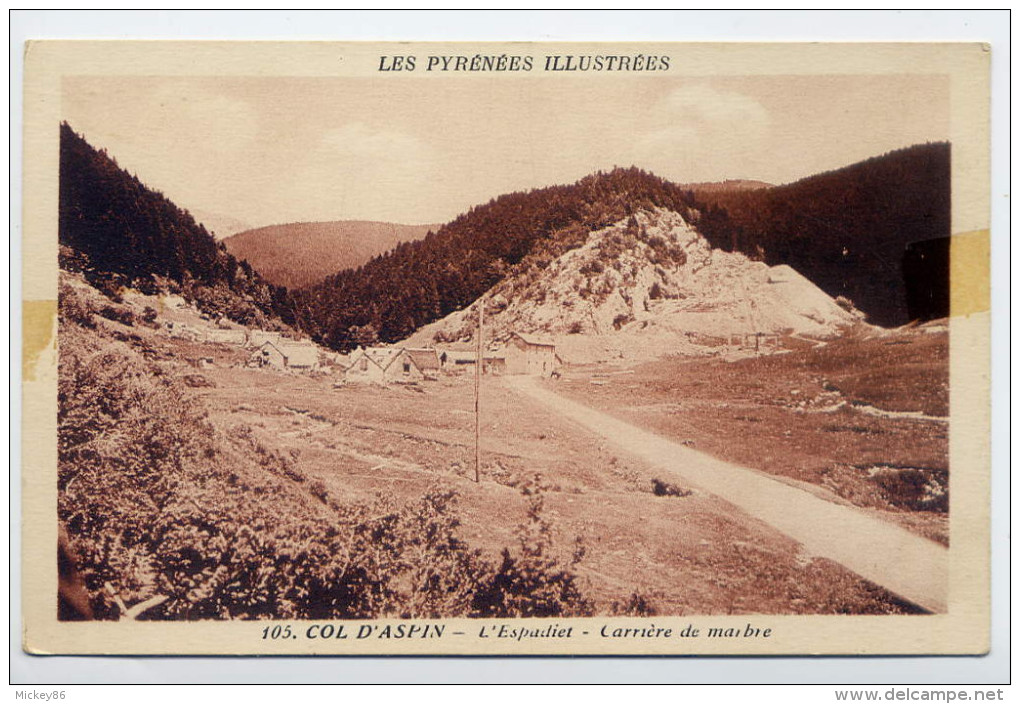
(22, 299, 57, 381)
(950, 230, 990, 317)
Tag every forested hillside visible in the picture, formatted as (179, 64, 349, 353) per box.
(59, 123, 948, 347)
(58, 123, 300, 329)
(224, 220, 436, 289)
(689, 143, 951, 326)
(295, 168, 728, 351)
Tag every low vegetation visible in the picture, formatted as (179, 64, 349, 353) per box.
(556, 325, 950, 545)
(57, 283, 591, 620)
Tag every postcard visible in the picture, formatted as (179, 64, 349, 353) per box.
(20, 41, 990, 655)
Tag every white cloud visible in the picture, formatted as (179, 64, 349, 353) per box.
(662, 85, 770, 130)
(632, 85, 772, 179)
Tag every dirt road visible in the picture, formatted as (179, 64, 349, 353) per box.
(505, 376, 948, 613)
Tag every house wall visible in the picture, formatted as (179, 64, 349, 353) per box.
(344, 353, 386, 383)
(382, 351, 425, 383)
(256, 345, 287, 369)
(279, 345, 319, 371)
(505, 338, 557, 377)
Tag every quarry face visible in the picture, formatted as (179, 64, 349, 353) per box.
(410, 208, 865, 365)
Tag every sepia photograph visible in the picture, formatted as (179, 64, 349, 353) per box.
(20, 40, 991, 657)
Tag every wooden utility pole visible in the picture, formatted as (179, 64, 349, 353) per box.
(474, 300, 483, 483)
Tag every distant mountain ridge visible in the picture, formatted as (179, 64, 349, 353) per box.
(679, 179, 773, 193)
(224, 221, 437, 289)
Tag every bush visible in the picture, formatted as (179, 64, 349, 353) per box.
(611, 591, 658, 616)
(471, 477, 592, 618)
(99, 305, 135, 326)
(651, 478, 691, 498)
(835, 296, 856, 313)
(59, 282, 96, 329)
(612, 313, 633, 331)
(308, 480, 329, 503)
(91, 274, 125, 303)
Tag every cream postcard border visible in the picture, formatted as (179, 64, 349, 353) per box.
(21, 41, 991, 656)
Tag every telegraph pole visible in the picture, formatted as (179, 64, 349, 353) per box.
(474, 300, 483, 483)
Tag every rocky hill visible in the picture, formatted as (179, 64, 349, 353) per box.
(406, 208, 863, 363)
(296, 167, 721, 351)
(224, 221, 436, 289)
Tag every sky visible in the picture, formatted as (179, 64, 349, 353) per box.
(62, 74, 949, 231)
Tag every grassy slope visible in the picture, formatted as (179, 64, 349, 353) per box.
(554, 326, 950, 546)
(58, 274, 926, 616)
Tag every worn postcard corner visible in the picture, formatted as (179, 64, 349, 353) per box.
(21, 40, 991, 656)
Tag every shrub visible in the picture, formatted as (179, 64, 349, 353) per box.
(611, 591, 658, 616)
(308, 479, 329, 503)
(99, 305, 135, 326)
(646, 235, 667, 250)
(835, 296, 856, 313)
(470, 477, 592, 618)
(612, 313, 633, 330)
(91, 274, 125, 303)
(651, 478, 691, 498)
(58, 245, 91, 274)
(59, 282, 96, 329)
(567, 321, 584, 334)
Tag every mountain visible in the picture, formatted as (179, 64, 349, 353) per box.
(223, 221, 437, 289)
(687, 143, 951, 327)
(406, 207, 863, 363)
(296, 147, 948, 353)
(295, 167, 717, 351)
(58, 123, 300, 329)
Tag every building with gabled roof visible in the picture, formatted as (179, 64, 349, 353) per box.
(250, 340, 320, 371)
(404, 348, 442, 379)
(505, 332, 560, 377)
(278, 342, 320, 370)
(343, 347, 429, 384)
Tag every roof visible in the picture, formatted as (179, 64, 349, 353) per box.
(512, 332, 556, 348)
(250, 330, 283, 341)
(364, 347, 404, 370)
(278, 342, 319, 367)
(405, 348, 441, 370)
(254, 340, 285, 356)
